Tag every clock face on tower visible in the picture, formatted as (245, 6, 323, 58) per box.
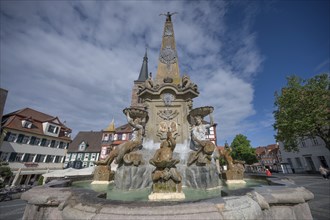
(159, 46, 177, 64)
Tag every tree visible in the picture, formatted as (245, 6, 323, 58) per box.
(273, 73, 330, 152)
(230, 134, 258, 165)
(0, 161, 13, 188)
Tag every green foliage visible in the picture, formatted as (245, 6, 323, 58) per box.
(273, 73, 330, 152)
(37, 175, 44, 185)
(230, 134, 258, 165)
(0, 162, 13, 188)
(218, 157, 227, 166)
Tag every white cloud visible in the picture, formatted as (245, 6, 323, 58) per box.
(1, 1, 264, 145)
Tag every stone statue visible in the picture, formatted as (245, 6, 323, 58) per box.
(219, 143, 234, 170)
(187, 107, 216, 166)
(181, 75, 198, 91)
(149, 131, 182, 194)
(218, 143, 245, 181)
(159, 12, 178, 22)
(145, 72, 154, 89)
(95, 109, 146, 167)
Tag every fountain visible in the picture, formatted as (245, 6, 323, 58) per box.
(20, 12, 314, 220)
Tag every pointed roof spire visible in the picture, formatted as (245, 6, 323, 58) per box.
(156, 12, 180, 84)
(104, 118, 115, 132)
(137, 47, 149, 82)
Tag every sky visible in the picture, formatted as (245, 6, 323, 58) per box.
(1, 1, 329, 148)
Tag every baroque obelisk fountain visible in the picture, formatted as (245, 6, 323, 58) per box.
(94, 12, 220, 200)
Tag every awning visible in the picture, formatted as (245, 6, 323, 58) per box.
(42, 167, 95, 178)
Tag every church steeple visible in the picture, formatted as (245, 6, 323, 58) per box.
(155, 12, 180, 84)
(137, 48, 149, 82)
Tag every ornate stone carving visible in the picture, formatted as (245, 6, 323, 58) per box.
(164, 25, 173, 36)
(157, 121, 178, 140)
(157, 109, 178, 120)
(161, 93, 175, 106)
(159, 46, 177, 64)
(180, 75, 198, 92)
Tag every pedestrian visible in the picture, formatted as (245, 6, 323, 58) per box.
(266, 168, 272, 177)
(319, 165, 329, 179)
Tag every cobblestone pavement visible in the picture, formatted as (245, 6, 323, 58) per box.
(273, 173, 330, 220)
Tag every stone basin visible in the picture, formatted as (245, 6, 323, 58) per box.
(149, 159, 180, 168)
(21, 175, 314, 220)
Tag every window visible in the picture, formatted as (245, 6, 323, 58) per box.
(8, 133, 17, 142)
(82, 162, 88, 168)
(90, 153, 96, 161)
(29, 136, 36, 145)
(65, 154, 71, 162)
(8, 153, 17, 162)
(114, 134, 118, 140)
(312, 138, 319, 146)
(47, 125, 59, 134)
(8, 153, 24, 162)
(22, 120, 32, 128)
(4, 132, 11, 141)
(103, 134, 109, 142)
(122, 134, 127, 140)
(27, 154, 35, 162)
(59, 142, 65, 149)
(22, 136, 30, 144)
(318, 156, 329, 168)
(0, 152, 9, 161)
(84, 153, 90, 161)
(35, 138, 41, 145)
(45, 155, 55, 163)
(77, 153, 83, 160)
(50, 140, 56, 148)
(35, 154, 46, 163)
(22, 154, 34, 162)
(79, 142, 87, 151)
(300, 139, 306, 148)
(295, 157, 302, 168)
(54, 156, 61, 163)
(41, 138, 47, 146)
(16, 134, 25, 143)
(71, 153, 77, 161)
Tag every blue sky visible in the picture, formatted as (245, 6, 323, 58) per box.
(1, 1, 329, 147)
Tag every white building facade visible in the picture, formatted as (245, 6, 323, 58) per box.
(279, 137, 330, 173)
(0, 108, 72, 186)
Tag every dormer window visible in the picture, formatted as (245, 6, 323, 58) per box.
(64, 131, 71, 137)
(22, 120, 32, 128)
(47, 125, 59, 134)
(79, 141, 87, 151)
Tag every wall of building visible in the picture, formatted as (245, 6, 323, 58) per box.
(279, 137, 330, 173)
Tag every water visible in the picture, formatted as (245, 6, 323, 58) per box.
(72, 178, 268, 202)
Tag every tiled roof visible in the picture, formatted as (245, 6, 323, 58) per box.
(1, 107, 71, 140)
(68, 131, 103, 153)
(115, 123, 133, 133)
(255, 146, 266, 155)
(255, 144, 279, 156)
